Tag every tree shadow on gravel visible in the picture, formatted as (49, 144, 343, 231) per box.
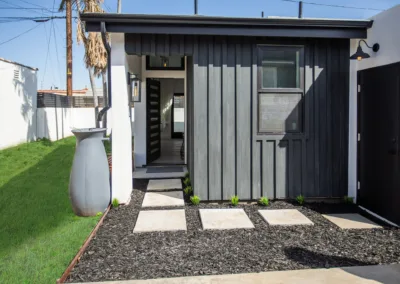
(284, 247, 375, 268)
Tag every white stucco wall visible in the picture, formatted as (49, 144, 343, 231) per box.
(0, 60, 37, 149)
(36, 107, 134, 141)
(110, 33, 133, 204)
(348, 5, 400, 201)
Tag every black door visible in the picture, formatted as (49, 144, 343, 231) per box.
(171, 93, 184, 139)
(146, 79, 161, 164)
(358, 62, 400, 225)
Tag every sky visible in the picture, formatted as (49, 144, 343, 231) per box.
(0, 0, 398, 90)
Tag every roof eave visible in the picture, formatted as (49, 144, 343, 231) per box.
(81, 13, 372, 39)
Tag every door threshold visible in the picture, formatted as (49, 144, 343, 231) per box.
(133, 166, 188, 179)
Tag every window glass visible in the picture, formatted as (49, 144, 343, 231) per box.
(148, 56, 184, 69)
(258, 93, 302, 133)
(260, 47, 300, 89)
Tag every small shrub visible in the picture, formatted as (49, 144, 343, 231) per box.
(112, 198, 119, 208)
(184, 172, 190, 179)
(344, 196, 354, 204)
(231, 195, 239, 206)
(96, 212, 103, 217)
(296, 194, 305, 205)
(190, 195, 200, 205)
(183, 186, 193, 196)
(183, 177, 191, 186)
(258, 196, 269, 206)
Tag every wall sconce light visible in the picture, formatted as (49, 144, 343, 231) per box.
(350, 40, 380, 61)
(128, 73, 141, 103)
(161, 56, 169, 67)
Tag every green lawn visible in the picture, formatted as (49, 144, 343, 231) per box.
(0, 137, 101, 283)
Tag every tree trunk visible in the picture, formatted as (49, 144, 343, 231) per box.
(89, 68, 100, 128)
(102, 71, 108, 130)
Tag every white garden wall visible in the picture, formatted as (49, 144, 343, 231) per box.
(0, 60, 37, 150)
(348, 4, 400, 201)
(36, 107, 135, 141)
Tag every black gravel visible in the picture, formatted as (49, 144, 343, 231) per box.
(67, 179, 400, 282)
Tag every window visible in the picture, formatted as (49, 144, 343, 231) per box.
(146, 56, 185, 70)
(257, 45, 304, 134)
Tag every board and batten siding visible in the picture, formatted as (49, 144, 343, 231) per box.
(126, 34, 350, 200)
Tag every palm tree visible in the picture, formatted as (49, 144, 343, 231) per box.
(59, 0, 108, 128)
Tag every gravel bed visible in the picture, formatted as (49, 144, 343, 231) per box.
(67, 179, 400, 282)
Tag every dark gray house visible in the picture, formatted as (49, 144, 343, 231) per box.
(81, 13, 373, 203)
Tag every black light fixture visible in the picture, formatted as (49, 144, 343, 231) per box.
(350, 40, 380, 61)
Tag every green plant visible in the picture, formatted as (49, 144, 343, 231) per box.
(344, 196, 354, 204)
(258, 196, 269, 206)
(231, 195, 239, 206)
(95, 212, 103, 217)
(183, 177, 191, 186)
(184, 172, 190, 179)
(112, 198, 119, 208)
(190, 195, 200, 205)
(296, 194, 305, 205)
(183, 186, 193, 196)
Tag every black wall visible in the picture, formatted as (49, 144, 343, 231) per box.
(126, 34, 350, 200)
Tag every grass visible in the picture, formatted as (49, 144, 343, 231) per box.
(0, 137, 101, 283)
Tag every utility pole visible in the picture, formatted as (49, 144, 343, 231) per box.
(298, 1, 303, 18)
(66, 0, 73, 96)
(117, 0, 121, 13)
(194, 0, 198, 15)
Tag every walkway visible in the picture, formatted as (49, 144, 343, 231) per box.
(78, 264, 400, 283)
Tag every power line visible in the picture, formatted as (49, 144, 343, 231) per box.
(281, 0, 384, 11)
(0, 7, 58, 12)
(0, 0, 51, 16)
(0, 23, 42, 46)
(41, 0, 58, 89)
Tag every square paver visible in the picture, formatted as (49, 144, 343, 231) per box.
(199, 209, 254, 230)
(323, 213, 381, 229)
(142, 191, 184, 207)
(147, 179, 182, 191)
(133, 210, 187, 232)
(259, 209, 314, 226)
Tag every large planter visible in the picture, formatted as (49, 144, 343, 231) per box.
(69, 128, 110, 216)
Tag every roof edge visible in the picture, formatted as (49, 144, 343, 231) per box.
(80, 13, 373, 29)
(0, 57, 38, 71)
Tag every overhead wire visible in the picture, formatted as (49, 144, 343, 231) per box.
(281, 0, 384, 11)
(0, 0, 52, 16)
(41, 0, 57, 89)
(0, 23, 43, 46)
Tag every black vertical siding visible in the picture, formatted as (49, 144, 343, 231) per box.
(126, 34, 349, 200)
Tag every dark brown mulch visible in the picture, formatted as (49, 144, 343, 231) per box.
(67, 179, 400, 282)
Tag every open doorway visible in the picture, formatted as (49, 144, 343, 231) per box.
(146, 78, 185, 165)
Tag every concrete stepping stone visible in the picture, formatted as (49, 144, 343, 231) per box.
(259, 209, 314, 226)
(142, 191, 184, 207)
(147, 179, 182, 191)
(133, 209, 187, 232)
(323, 213, 381, 229)
(199, 209, 254, 230)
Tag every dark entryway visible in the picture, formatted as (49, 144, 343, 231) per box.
(358, 62, 400, 225)
(146, 78, 161, 164)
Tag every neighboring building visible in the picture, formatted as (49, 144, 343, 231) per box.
(82, 5, 400, 225)
(0, 58, 38, 149)
(37, 88, 88, 96)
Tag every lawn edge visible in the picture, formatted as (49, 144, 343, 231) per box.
(56, 205, 111, 284)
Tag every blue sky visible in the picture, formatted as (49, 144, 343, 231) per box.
(0, 0, 398, 90)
